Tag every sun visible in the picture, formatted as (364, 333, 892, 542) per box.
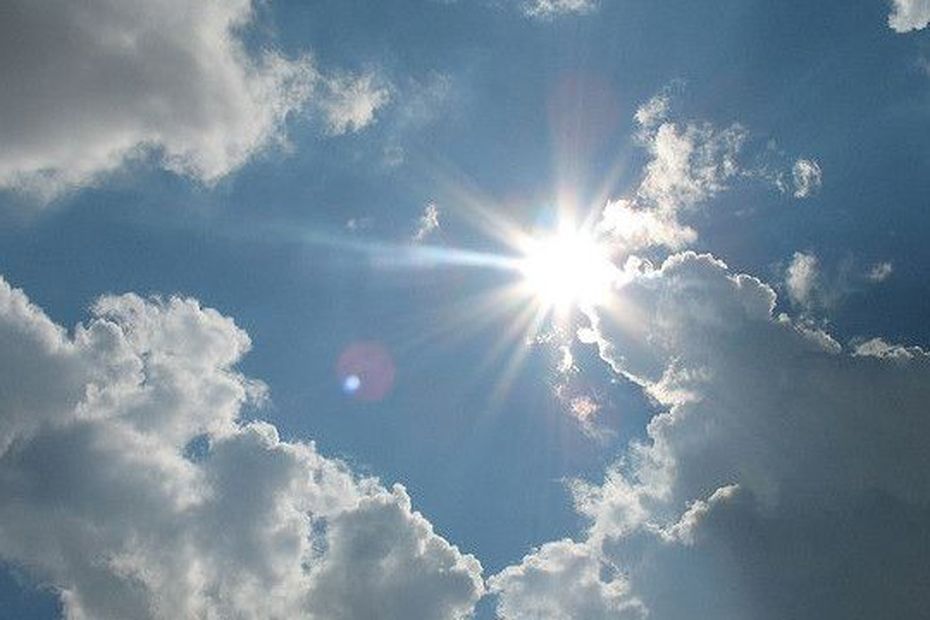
(518, 225, 618, 313)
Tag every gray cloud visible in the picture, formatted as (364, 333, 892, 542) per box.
(493, 251, 930, 619)
(0, 0, 388, 202)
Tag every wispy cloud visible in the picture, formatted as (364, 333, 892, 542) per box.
(867, 261, 894, 282)
(521, 0, 598, 19)
(319, 72, 392, 136)
(413, 202, 441, 242)
(784, 251, 895, 313)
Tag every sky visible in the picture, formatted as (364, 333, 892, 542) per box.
(0, 0, 929, 618)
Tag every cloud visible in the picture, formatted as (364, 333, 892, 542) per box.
(0, 275, 482, 619)
(493, 251, 930, 618)
(888, 0, 930, 32)
(488, 539, 645, 620)
(319, 72, 392, 136)
(0, 0, 388, 202)
(791, 158, 823, 198)
(593, 94, 758, 257)
(784, 252, 894, 313)
(632, 93, 671, 132)
(867, 261, 894, 282)
(521, 0, 598, 19)
(785, 250, 820, 308)
(637, 121, 747, 213)
(413, 202, 441, 242)
(346, 217, 375, 232)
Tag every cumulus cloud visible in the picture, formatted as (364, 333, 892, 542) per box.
(521, 0, 598, 19)
(489, 539, 645, 620)
(791, 158, 823, 198)
(493, 251, 930, 618)
(593, 94, 752, 257)
(888, 0, 930, 32)
(0, 276, 482, 619)
(637, 120, 747, 213)
(594, 91, 820, 265)
(0, 0, 388, 201)
(413, 202, 441, 242)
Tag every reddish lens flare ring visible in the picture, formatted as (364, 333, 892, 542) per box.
(336, 341, 396, 402)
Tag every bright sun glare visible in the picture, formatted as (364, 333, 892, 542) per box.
(519, 226, 618, 312)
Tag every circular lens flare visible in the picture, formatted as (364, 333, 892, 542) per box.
(519, 226, 617, 312)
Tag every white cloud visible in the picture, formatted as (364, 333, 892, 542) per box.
(784, 253, 892, 313)
(0, 275, 483, 619)
(888, 0, 930, 32)
(867, 261, 894, 282)
(319, 72, 392, 136)
(785, 250, 820, 308)
(346, 217, 375, 232)
(0, 0, 388, 202)
(791, 158, 823, 198)
(521, 0, 598, 19)
(489, 539, 645, 620)
(638, 121, 747, 213)
(413, 203, 442, 242)
(633, 94, 671, 132)
(592, 95, 749, 257)
(493, 251, 930, 618)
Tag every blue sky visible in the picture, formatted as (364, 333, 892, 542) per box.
(1, 1, 930, 619)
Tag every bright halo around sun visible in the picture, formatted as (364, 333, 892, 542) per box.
(518, 225, 618, 314)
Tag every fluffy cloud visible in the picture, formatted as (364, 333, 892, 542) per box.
(493, 251, 930, 618)
(0, 0, 388, 201)
(489, 539, 645, 620)
(0, 276, 482, 619)
(888, 0, 930, 32)
(593, 97, 747, 256)
(637, 121, 747, 213)
(521, 0, 598, 19)
(595, 94, 814, 259)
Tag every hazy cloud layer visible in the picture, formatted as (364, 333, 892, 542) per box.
(493, 251, 930, 618)
(0, 276, 482, 619)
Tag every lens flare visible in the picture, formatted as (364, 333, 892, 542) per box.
(518, 226, 618, 313)
(336, 342, 396, 402)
